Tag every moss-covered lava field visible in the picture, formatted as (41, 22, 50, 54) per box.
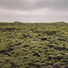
(0, 22, 68, 68)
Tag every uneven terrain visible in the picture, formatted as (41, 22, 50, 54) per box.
(0, 22, 68, 68)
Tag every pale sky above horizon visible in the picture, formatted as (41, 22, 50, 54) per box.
(0, 0, 68, 22)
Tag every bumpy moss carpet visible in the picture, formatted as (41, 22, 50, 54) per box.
(0, 22, 68, 68)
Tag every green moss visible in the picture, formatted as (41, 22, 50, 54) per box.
(0, 22, 68, 68)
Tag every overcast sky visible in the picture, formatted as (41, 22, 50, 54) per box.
(0, 0, 68, 22)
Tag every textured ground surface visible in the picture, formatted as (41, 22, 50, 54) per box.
(0, 22, 68, 68)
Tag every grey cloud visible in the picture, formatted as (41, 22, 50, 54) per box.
(0, 0, 68, 10)
(0, 0, 38, 10)
(0, 0, 68, 22)
(35, 0, 68, 10)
